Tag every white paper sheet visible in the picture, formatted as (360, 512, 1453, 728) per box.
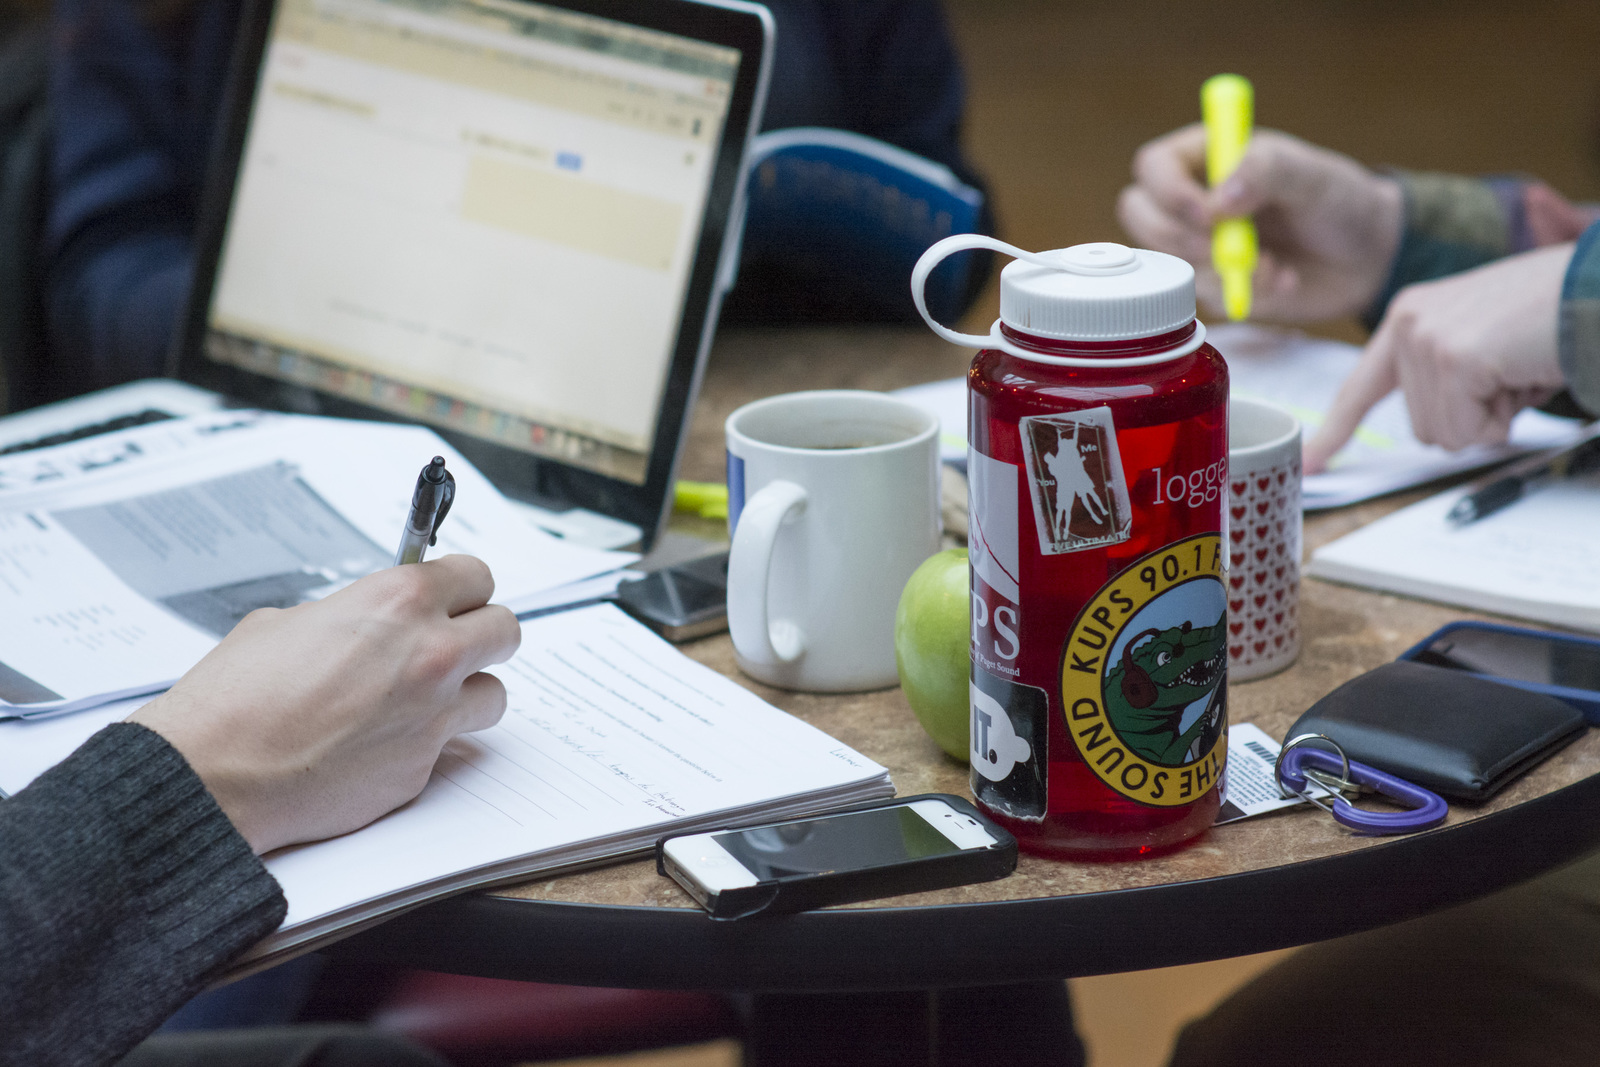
(1308, 469, 1600, 632)
(0, 605, 893, 966)
(891, 324, 1586, 509)
(1209, 324, 1584, 508)
(0, 411, 635, 716)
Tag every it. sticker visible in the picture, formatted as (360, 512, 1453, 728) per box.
(970, 666, 1048, 820)
(1019, 407, 1132, 555)
(1059, 534, 1228, 806)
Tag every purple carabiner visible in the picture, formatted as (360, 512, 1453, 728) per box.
(1277, 742, 1448, 834)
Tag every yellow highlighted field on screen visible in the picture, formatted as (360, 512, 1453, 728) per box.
(461, 155, 682, 270)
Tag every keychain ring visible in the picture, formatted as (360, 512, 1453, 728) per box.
(1275, 733, 1350, 800)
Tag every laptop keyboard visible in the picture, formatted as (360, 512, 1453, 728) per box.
(0, 409, 177, 456)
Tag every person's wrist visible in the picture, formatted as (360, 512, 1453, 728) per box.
(128, 695, 282, 855)
(1345, 173, 1405, 318)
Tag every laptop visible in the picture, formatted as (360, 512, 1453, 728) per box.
(2, 0, 772, 551)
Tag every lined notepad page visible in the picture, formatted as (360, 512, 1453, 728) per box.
(890, 324, 1584, 507)
(0, 604, 892, 967)
(1308, 471, 1600, 632)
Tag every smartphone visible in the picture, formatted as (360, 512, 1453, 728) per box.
(1400, 620, 1600, 723)
(657, 794, 1017, 919)
(615, 551, 728, 642)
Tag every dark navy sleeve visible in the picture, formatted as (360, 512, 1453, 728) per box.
(761, 0, 977, 186)
(0, 723, 286, 1066)
(46, 0, 236, 391)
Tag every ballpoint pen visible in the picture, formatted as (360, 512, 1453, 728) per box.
(1202, 73, 1258, 321)
(395, 456, 456, 565)
(1446, 427, 1600, 526)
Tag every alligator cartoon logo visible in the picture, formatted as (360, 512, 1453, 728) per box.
(1103, 616, 1226, 767)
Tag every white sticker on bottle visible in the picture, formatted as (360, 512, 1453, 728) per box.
(967, 448, 1020, 603)
(1018, 407, 1132, 555)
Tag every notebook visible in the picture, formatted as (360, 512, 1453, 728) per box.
(0, 604, 895, 975)
(1308, 469, 1600, 633)
(890, 324, 1585, 508)
(0, 409, 636, 718)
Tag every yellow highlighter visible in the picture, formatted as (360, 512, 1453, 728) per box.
(1201, 73, 1258, 321)
(674, 480, 728, 520)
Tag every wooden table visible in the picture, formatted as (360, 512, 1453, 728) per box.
(333, 327, 1600, 1060)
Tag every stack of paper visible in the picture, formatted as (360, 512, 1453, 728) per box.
(0, 411, 636, 718)
(1208, 324, 1583, 509)
(891, 324, 1585, 510)
(1308, 470, 1600, 632)
(0, 605, 894, 972)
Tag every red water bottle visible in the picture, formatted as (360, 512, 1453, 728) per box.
(913, 238, 1228, 858)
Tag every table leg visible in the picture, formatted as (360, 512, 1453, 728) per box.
(740, 981, 1084, 1067)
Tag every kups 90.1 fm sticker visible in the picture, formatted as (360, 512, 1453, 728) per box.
(1059, 534, 1227, 807)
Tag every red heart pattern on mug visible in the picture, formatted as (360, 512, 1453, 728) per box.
(1227, 456, 1302, 678)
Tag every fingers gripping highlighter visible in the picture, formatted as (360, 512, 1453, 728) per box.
(1202, 73, 1258, 321)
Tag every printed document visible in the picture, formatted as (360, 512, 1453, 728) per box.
(0, 605, 894, 971)
(0, 411, 634, 716)
(1308, 468, 1600, 632)
(891, 324, 1584, 509)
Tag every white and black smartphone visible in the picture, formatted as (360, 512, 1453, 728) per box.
(657, 794, 1016, 919)
(615, 552, 728, 642)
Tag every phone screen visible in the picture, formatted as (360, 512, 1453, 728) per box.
(1414, 627, 1600, 690)
(712, 805, 961, 880)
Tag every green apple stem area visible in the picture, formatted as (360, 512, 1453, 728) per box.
(895, 548, 971, 761)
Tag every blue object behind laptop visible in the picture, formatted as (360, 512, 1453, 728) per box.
(735, 127, 987, 324)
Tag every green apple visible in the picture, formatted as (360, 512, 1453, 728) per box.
(895, 548, 970, 761)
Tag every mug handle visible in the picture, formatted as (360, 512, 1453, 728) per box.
(727, 480, 808, 665)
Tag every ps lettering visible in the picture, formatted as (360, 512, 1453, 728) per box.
(971, 583, 1022, 675)
(993, 606, 1020, 661)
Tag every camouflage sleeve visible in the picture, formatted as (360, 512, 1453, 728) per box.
(1361, 170, 1600, 330)
(1559, 221, 1600, 416)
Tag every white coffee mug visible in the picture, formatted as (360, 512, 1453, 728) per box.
(1227, 396, 1302, 681)
(725, 391, 941, 691)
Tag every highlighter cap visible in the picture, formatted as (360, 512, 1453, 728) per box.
(998, 242, 1196, 342)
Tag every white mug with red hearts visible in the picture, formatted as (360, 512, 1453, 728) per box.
(1227, 397, 1302, 681)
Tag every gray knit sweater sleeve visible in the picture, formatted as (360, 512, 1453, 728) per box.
(0, 723, 287, 1067)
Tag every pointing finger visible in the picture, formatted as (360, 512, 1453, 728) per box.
(1303, 316, 1403, 472)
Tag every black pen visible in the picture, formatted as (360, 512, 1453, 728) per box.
(1447, 427, 1600, 526)
(395, 456, 456, 565)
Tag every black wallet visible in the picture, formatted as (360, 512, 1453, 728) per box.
(1284, 660, 1586, 801)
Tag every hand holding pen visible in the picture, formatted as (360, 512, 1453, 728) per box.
(395, 456, 456, 565)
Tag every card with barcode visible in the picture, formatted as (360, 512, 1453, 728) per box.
(1215, 723, 1330, 824)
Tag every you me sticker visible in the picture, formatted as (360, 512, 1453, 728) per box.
(1018, 407, 1132, 555)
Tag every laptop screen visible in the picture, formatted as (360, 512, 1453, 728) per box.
(202, 0, 742, 486)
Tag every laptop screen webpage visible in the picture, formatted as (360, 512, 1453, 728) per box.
(204, 0, 741, 485)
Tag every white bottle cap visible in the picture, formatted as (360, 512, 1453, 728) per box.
(999, 242, 1195, 341)
(912, 236, 1204, 366)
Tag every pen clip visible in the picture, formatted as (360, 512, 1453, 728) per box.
(428, 470, 455, 546)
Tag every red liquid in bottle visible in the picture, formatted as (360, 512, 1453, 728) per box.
(967, 322, 1229, 859)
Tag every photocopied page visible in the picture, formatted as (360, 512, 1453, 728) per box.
(0, 411, 634, 717)
(1308, 469, 1600, 632)
(1209, 324, 1582, 508)
(891, 324, 1585, 507)
(0, 605, 893, 968)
